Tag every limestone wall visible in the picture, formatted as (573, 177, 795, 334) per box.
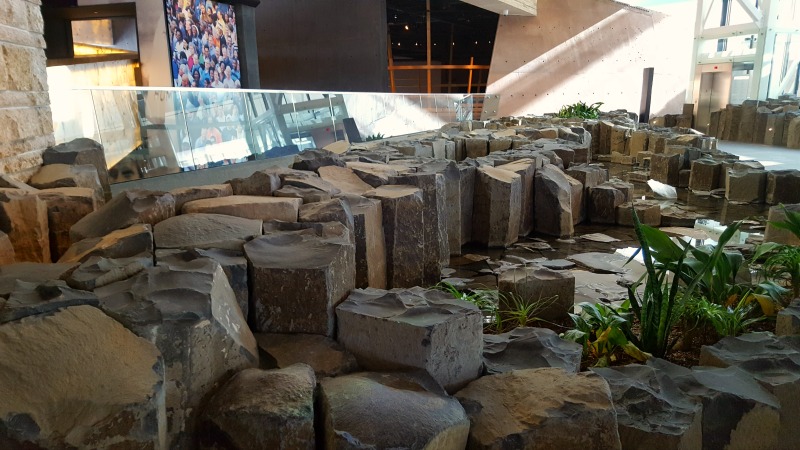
(486, 0, 693, 117)
(0, 0, 55, 180)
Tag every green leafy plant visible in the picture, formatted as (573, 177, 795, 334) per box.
(365, 133, 385, 141)
(624, 210, 743, 358)
(434, 282, 501, 332)
(557, 101, 604, 119)
(561, 302, 649, 367)
(682, 294, 766, 338)
(753, 206, 800, 300)
(499, 292, 558, 330)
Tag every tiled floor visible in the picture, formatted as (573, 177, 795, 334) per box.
(717, 140, 800, 170)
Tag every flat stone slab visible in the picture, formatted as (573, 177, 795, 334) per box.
(483, 327, 582, 374)
(336, 287, 483, 392)
(320, 372, 470, 449)
(318, 165, 373, 195)
(255, 333, 358, 378)
(70, 190, 175, 241)
(182, 195, 301, 222)
(154, 213, 262, 250)
(170, 183, 232, 212)
(569, 252, 630, 274)
(66, 255, 152, 291)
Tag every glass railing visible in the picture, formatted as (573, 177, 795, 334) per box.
(50, 86, 499, 184)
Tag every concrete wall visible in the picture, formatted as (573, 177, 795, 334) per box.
(79, 0, 172, 87)
(486, 0, 693, 117)
(0, 0, 55, 180)
(254, 0, 389, 92)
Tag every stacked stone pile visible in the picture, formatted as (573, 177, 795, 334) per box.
(3, 119, 800, 448)
(708, 96, 800, 149)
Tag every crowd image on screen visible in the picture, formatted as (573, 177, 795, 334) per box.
(166, 0, 241, 89)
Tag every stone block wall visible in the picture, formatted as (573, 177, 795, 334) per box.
(0, 0, 53, 180)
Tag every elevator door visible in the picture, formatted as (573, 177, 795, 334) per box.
(696, 70, 731, 134)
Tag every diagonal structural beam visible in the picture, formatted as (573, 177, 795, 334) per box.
(459, 0, 537, 16)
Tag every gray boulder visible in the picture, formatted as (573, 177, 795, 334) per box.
(483, 327, 582, 374)
(256, 333, 358, 377)
(70, 189, 175, 241)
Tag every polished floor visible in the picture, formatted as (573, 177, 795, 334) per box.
(717, 140, 800, 171)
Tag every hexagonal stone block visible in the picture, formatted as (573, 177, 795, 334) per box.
(498, 267, 575, 322)
(474, 166, 522, 246)
(336, 287, 483, 392)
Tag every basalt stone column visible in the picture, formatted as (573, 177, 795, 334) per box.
(473, 166, 522, 247)
(498, 267, 575, 322)
(764, 204, 800, 245)
(788, 116, 800, 149)
(755, 106, 772, 143)
(534, 164, 574, 238)
(365, 185, 425, 288)
(34, 187, 98, 261)
(390, 172, 448, 285)
(650, 153, 682, 186)
(341, 195, 387, 289)
(70, 190, 175, 242)
(245, 224, 355, 336)
(336, 287, 483, 392)
(726, 169, 767, 203)
(688, 158, 722, 192)
(417, 160, 471, 255)
(42, 138, 110, 200)
(465, 137, 489, 158)
(766, 170, 800, 204)
(95, 260, 258, 448)
(169, 183, 232, 212)
(765, 113, 785, 146)
(459, 165, 476, 247)
(0, 190, 49, 262)
(738, 101, 758, 142)
(588, 185, 626, 224)
(496, 158, 536, 236)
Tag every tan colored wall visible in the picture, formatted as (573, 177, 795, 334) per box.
(0, 0, 55, 180)
(486, 0, 693, 117)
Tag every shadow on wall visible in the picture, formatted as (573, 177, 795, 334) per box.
(486, 0, 693, 116)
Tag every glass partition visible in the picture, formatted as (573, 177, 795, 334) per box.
(51, 87, 497, 184)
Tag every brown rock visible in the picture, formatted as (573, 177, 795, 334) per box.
(498, 267, 576, 322)
(617, 201, 661, 227)
(199, 365, 316, 450)
(0, 231, 15, 265)
(69, 189, 175, 242)
(455, 368, 621, 449)
(318, 165, 373, 195)
(169, 183, 232, 212)
(0, 305, 165, 448)
(42, 138, 110, 200)
(28, 163, 103, 204)
(256, 334, 358, 377)
(273, 185, 331, 203)
(534, 164, 574, 238)
(34, 187, 98, 261)
(473, 166, 522, 246)
(341, 195, 387, 289)
(183, 195, 301, 222)
(497, 159, 536, 236)
(154, 213, 262, 251)
(0, 191, 49, 262)
(59, 224, 153, 263)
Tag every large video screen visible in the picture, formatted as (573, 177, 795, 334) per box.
(164, 0, 241, 88)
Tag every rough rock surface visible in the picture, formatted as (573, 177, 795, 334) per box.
(0, 262, 77, 298)
(455, 368, 621, 450)
(647, 358, 781, 450)
(227, 169, 282, 197)
(273, 185, 331, 203)
(59, 224, 153, 263)
(34, 187, 98, 261)
(341, 195, 387, 289)
(0, 305, 166, 449)
(28, 163, 104, 203)
(154, 213, 262, 250)
(0, 231, 15, 265)
(256, 333, 358, 377)
(67, 255, 153, 291)
(390, 172, 449, 283)
(95, 259, 258, 447)
(498, 267, 576, 321)
(0, 191, 50, 262)
(497, 158, 536, 236)
(593, 363, 702, 450)
(70, 189, 175, 241)
(245, 224, 355, 336)
(0, 280, 99, 323)
(473, 166, 522, 246)
(198, 365, 316, 450)
(292, 149, 346, 172)
(337, 287, 483, 392)
(483, 327, 582, 374)
(320, 371, 470, 449)
(777, 299, 800, 336)
(170, 183, 232, 212)
(365, 185, 425, 288)
(157, 248, 250, 321)
(182, 195, 301, 222)
(318, 165, 373, 195)
(42, 138, 110, 198)
(535, 164, 575, 237)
